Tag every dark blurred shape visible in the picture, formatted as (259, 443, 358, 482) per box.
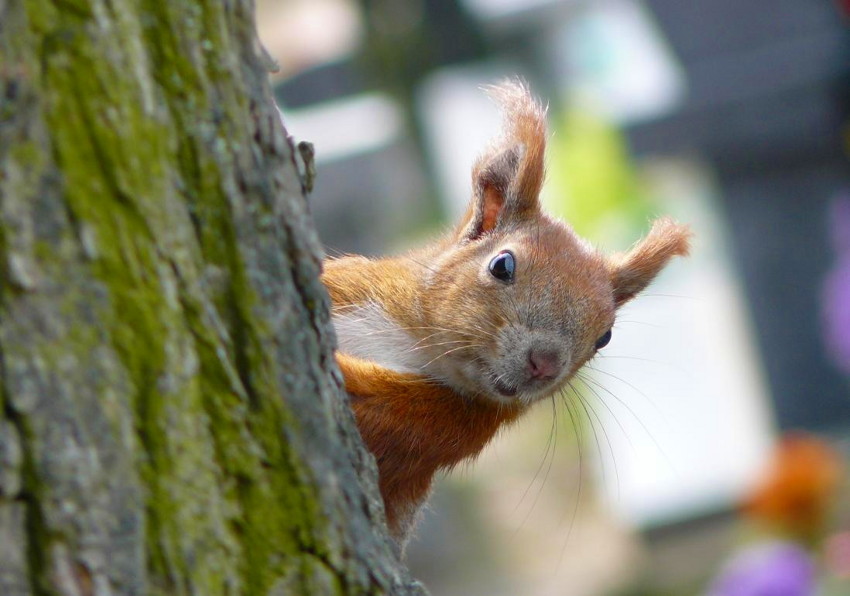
(356, 0, 488, 101)
(307, 140, 432, 256)
(275, 60, 366, 109)
(627, 0, 850, 432)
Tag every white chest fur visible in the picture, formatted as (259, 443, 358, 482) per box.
(332, 302, 427, 374)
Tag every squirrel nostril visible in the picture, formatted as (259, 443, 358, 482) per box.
(527, 349, 561, 381)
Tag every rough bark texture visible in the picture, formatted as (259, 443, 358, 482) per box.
(0, 1, 425, 594)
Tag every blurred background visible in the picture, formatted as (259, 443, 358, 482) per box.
(259, 1, 850, 594)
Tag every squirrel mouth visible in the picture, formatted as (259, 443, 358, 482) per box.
(492, 379, 518, 397)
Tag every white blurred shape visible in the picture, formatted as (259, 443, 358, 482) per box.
(281, 94, 403, 164)
(554, 0, 686, 124)
(462, 0, 567, 21)
(418, 66, 518, 218)
(592, 159, 775, 526)
(256, 0, 363, 77)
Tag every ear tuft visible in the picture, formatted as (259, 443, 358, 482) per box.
(458, 79, 547, 241)
(611, 217, 692, 306)
(479, 79, 547, 205)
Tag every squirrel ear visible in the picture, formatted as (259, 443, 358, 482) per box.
(610, 218, 691, 306)
(457, 80, 547, 242)
(458, 147, 522, 240)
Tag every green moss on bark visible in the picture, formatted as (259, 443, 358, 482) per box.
(24, 1, 333, 593)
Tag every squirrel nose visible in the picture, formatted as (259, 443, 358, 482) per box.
(527, 349, 561, 381)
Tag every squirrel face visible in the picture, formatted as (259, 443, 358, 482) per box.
(418, 217, 616, 405)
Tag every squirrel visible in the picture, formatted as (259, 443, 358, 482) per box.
(321, 81, 691, 544)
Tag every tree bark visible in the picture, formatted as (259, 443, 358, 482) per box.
(0, 1, 424, 594)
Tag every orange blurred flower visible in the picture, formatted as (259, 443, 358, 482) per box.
(744, 434, 844, 540)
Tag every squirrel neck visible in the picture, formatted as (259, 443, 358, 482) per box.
(337, 354, 524, 535)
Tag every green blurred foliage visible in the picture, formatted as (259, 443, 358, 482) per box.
(544, 103, 655, 250)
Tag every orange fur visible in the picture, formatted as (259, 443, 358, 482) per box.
(611, 217, 692, 305)
(338, 354, 522, 533)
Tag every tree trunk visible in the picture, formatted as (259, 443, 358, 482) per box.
(0, 1, 424, 594)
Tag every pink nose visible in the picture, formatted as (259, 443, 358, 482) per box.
(527, 349, 561, 381)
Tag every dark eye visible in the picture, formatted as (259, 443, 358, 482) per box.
(595, 329, 612, 350)
(488, 250, 515, 283)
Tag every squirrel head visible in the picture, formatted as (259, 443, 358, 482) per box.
(414, 80, 691, 405)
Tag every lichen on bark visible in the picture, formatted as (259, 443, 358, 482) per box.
(0, 1, 424, 594)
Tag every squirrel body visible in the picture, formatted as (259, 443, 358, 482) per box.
(321, 81, 691, 543)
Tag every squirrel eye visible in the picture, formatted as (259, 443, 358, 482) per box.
(488, 250, 515, 283)
(595, 329, 612, 350)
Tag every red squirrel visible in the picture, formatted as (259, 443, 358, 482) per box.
(322, 81, 691, 543)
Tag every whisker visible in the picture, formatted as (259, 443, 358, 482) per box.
(407, 330, 457, 350)
(572, 387, 611, 497)
(575, 373, 636, 452)
(577, 372, 677, 476)
(322, 245, 351, 259)
(573, 382, 621, 501)
(512, 397, 559, 526)
(556, 384, 584, 569)
(469, 322, 499, 339)
(333, 323, 489, 342)
(421, 344, 482, 368)
(406, 339, 474, 352)
(584, 364, 672, 424)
